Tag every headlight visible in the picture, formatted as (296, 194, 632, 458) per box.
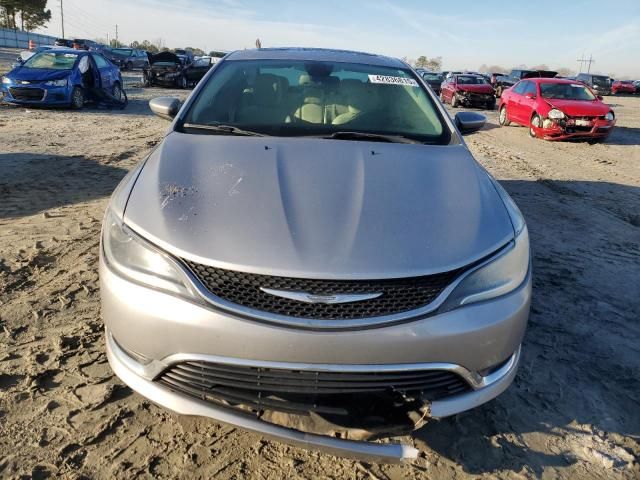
(440, 175, 529, 311)
(604, 112, 614, 121)
(440, 227, 529, 311)
(2, 76, 11, 84)
(547, 109, 565, 120)
(102, 209, 199, 300)
(44, 78, 68, 87)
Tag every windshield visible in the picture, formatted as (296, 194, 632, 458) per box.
(540, 83, 596, 100)
(456, 75, 487, 85)
(183, 59, 449, 144)
(423, 73, 443, 82)
(112, 48, 132, 57)
(592, 76, 610, 86)
(22, 51, 78, 70)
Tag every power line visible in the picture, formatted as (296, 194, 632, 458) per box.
(63, 8, 108, 35)
(577, 54, 595, 74)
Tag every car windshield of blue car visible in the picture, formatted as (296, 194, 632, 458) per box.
(183, 59, 450, 144)
(540, 83, 596, 101)
(23, 51, 78, 70)
(456, 76, 487, 85)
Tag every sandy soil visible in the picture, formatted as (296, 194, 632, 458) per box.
(0, 69, 638, 479)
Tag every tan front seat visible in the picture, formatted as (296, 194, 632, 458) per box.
(236, 74, 288, 124)
(293, 88, 325, 124)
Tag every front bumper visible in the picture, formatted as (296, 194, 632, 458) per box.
(456, 92, 495, 107)
(106, 329, 522, 462)
(1, 83, 72, 105)
(144, 70, 181, 86)
(533, 117, 616, 141)
(100, 253, 531, 461)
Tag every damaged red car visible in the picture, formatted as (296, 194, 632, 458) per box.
(611, 80, 636, 95)
(440, 74, 496, 109)
(498, 78, 615, 141)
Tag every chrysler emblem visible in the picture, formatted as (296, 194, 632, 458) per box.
(260, 288, 382, 304)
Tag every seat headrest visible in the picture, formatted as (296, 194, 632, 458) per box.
(253, 74, 287, 106)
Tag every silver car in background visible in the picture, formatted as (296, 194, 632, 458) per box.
(100, 48, 531, 462)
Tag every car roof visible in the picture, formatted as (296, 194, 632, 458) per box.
(528, 78, 582, 84)
(44, 47, 86, 53)
(225, 48, 406, 68)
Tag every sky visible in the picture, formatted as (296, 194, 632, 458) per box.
(37, 0, 640, 77)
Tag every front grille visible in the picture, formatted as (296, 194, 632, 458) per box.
(183, 261, 467, 320)
(9, 87, 45, 101)
(467, 93, 492, 101)
(158, 361, 471, 416)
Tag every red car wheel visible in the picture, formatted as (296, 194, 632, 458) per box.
(529, 114, 541, 138)
(499, 105, 510, 126)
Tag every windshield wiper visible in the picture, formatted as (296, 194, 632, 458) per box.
(182, 123, 266, 137)
(323, 131, 423, 144)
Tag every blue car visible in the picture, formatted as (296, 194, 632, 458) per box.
(1, 48, 123, 109)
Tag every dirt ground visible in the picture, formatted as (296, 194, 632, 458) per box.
(0, 60, 639, 478)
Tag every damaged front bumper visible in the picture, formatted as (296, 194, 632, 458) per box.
(144, 68, 182, 86)
(533, 116, 616, 141)
(455, 92, 495, 107)
(106, 330, 521, 463)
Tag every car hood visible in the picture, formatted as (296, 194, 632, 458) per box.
(149, 51, 181, 65)
(7, 66, 71, 82)
(544, 99, 611, 117)
(124, 134, 514, 279)
(458, 84, 494, 94)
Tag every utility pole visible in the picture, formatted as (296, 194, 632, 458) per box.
(115, 24, 118, 46)
(60, 0, 65, 38)
(576, 53, 595, 74)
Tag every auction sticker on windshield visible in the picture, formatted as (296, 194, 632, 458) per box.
(368, 74, 419, 87)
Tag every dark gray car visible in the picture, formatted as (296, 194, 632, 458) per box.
(100, 48, 531, 462)
(107, 48, 149, 70)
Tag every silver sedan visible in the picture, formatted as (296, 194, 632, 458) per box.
(100, 47, 531, 463)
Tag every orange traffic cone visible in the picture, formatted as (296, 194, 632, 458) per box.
(28, 39, 35, 50)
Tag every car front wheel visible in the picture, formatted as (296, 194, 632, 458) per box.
(451, 94, 458, 108)
(498, 105, 510, 126)
(70, 86, 84, 110)
(530, 114, 542, 138)
(180, 75, 188, 89)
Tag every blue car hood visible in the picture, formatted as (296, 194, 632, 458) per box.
(8, 67, 71, 82)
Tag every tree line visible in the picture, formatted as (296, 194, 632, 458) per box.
(0, 0, 51, 31)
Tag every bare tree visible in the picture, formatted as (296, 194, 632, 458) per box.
(531, 64, 550, 71)
(414, 55, 442, 71)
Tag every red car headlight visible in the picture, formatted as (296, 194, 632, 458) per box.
(547, 109, 565, 120)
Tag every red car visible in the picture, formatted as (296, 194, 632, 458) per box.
(439, 74, 496, 109)
(611, 80, 636, 95)
(498, 78, 615, 141)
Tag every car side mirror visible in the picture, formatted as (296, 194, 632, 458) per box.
(455, 111, 486, 134)
(597, 95, 603, 100)
(149, 96, 181, 120)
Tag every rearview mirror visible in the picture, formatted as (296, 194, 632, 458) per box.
(149, 96, 181, 120)
(455, 111, 486, 134)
